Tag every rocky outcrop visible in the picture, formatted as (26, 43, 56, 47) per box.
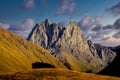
(28, 19, 65, 49)
(28, 19, 116, 73)
(88, 41, 116, 62)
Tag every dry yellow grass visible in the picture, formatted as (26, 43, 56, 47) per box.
(56, 51, 91, 71)
(0, 28, 66, 74)
(0, 68, 120, 80)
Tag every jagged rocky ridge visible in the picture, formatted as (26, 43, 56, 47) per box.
(28, 19, 116, 73)
(98, 46, 120, 77)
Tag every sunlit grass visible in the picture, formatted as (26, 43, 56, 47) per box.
(0, 28, 66, 74)
(0, 68, 119, 80)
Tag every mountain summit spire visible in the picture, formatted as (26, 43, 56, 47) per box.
(70, 19, 76, 24)
(45, 19, 51, 26)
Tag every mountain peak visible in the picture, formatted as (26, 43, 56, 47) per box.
(45, 19, 51, 23)
(69, 20, 76, 25)
(44, 19, 51, 26)
(67, 20, 81, 34)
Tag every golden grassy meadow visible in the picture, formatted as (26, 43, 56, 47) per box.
(0, 68, 120, 80)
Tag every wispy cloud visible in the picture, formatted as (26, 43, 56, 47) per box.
(21, 0, 49, 10)
(78, 15, 102, 31)
(113, 18, 120, 29)
(101, 36, 120, 46)
(8, 18, 35, 38)
(78, 15, 120, 46)
(93, 26, 119, 46)
(107, 2, 120, 16)
(0, 23, 9, 29)
(89, 29, 119, 46)
(113, 31, 120, 38)
(56, 0, 76, 15)
(21, 0, 35, 10)
(20, 0, 76, 15)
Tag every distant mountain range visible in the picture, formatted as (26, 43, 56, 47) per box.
(99, 46, 120, 77)
(28, 19, 116, 73)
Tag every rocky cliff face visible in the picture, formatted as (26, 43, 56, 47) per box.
(28, 19, 65, 49)
(28, 19, 116, 73)
(88, 41, 116, 62)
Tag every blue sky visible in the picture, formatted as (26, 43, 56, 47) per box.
(0, 0, 120, 46)
(0, 0, 119, 24)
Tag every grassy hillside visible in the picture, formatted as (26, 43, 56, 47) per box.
(0, 68, 119, 80)
(0, 28, 66, 74)
(56, 51, 92, 71)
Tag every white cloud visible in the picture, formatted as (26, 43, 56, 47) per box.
(56, 0, 76, 15)
(113, 31, 120, 38)
(78, 15, 102, 31)
(0, 23, 9, 29)
(107, 2, 120, 16)
(94, 36, 120, 47)
(78, 16, 120, 46)
(8, 18, 35, 38)
(89, 25, 120, 46)
(21, 0, 35, 9)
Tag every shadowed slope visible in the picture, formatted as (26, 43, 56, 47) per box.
(99, 53, 120, 77)
(0, 28, 66, 74)
(99, 46, 120, 77)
